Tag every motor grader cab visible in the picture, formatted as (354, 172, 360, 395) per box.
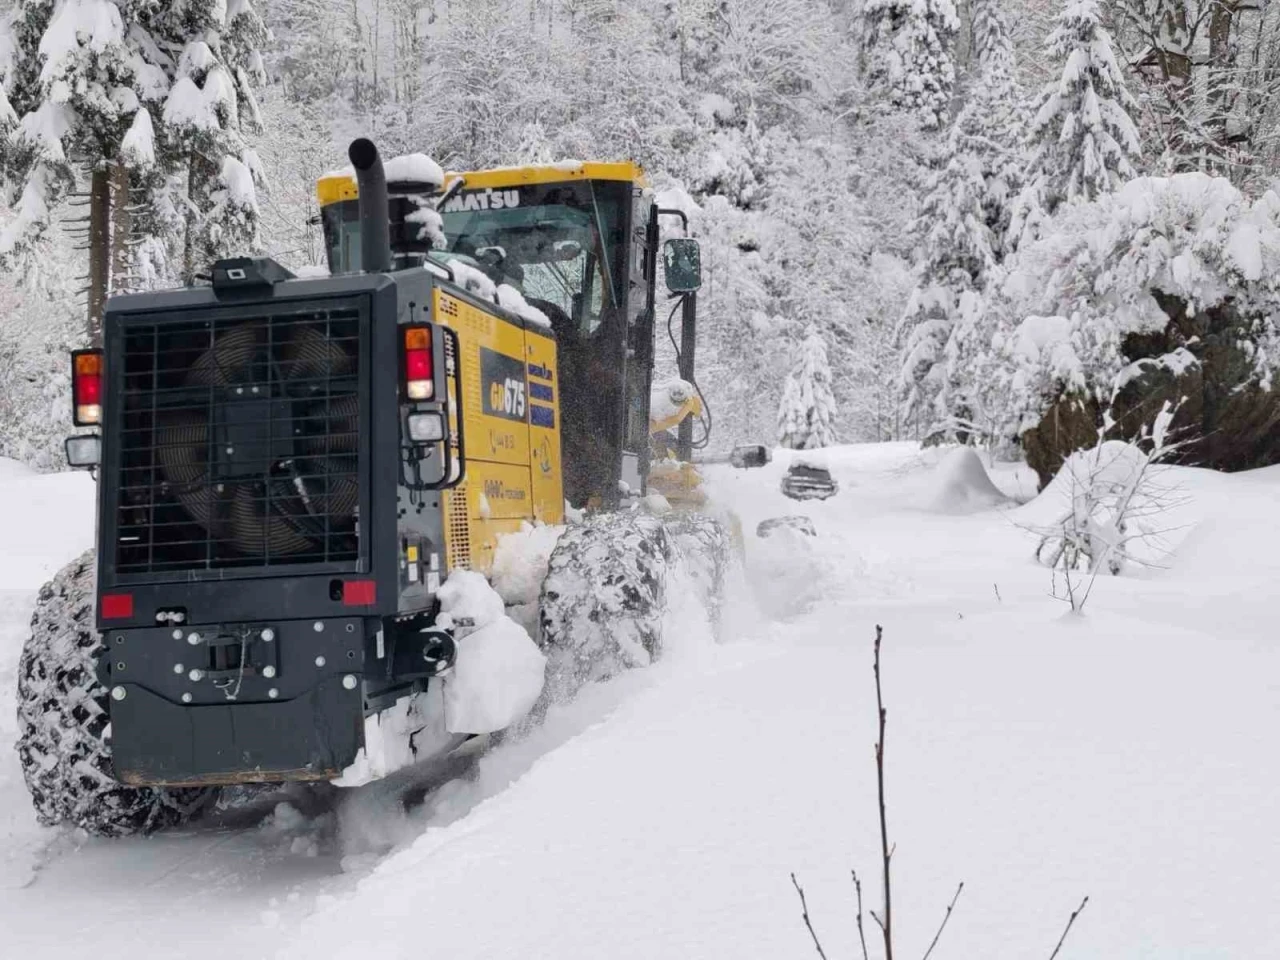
(315, 154, 708, 513)
(21, 139, 711, 833)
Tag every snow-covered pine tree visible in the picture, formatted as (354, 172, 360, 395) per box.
(957, 0, 1027, 259)
(861, 0, 961, 130)
(0, 0, 268, 308)
(777, 325, 837, 450)
(896, 122, 997, 442)
(153, 0, 268, 282)
(1009, 0, 1140, 248)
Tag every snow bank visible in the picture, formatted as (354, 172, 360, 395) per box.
(438, 571, 546, 734)
(0, 468, 95, 589)
(923, 447, 1008, 514)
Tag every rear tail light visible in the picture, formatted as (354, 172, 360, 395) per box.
(402, 325, 433, 400)
(72, 349, 103, 425)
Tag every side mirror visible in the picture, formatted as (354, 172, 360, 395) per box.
(663, 238, 702, 293)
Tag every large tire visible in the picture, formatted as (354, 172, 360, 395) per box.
(537, 510, 730, 703)
(538, 512, 673, 703)
(15, 551, 217, 837)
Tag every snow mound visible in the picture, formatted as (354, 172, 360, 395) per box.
(438, 571, 546, 734)
(924, 447, 1008, 514)
(491, 522, 565, 608)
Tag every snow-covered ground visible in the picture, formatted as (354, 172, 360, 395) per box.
(3, 444, 1279, 958)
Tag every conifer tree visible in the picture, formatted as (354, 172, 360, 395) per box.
(778, 325, 838, 450)
(897, 124, 998, 441)
(1010, 0, 1140, 248)
(861, 0, 960, 130)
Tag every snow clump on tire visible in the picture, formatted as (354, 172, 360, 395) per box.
(15, 551, 217, 837)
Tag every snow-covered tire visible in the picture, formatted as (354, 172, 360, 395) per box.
(537, 511, 729, 702)
(538, 512, 673, 702)
(15, 551, 217, 837)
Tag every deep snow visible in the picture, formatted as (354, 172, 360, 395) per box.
(2, 445, 1279, 959)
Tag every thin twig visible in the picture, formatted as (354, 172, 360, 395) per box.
(790, 873, 829, 960)
(1048, 896, 1090, 960)
(920, 881, 965, 960)
(873, 624, 893, 960)
(852, 869, 870, 960)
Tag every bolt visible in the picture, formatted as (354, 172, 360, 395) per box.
(181, 693, 193, 704)
(262, 665, 277, 678)
(268, 688, 279, 699)
(174, 612, 186, 624)
(111, 686, 127, 701)
(342, 674, 358, 690)
(313, 621, 324, 633)
(187, 632, 201, 645)
(116, 662, 125, 671)
(188, 668, 204, 682)
(115, 635, 125, 644)
(345, 623, 355, 633)
(172, 629, 183, 640)
(236, 387, 244, 395)
(226, 446, 235, 456)
(173, 663, 184, 674)
(260, 627, 275, 642)
(314, 656, 326, 668)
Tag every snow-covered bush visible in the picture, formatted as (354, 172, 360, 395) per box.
(1000, 172, 1280, 482)
(1026, 404, 1186, 611)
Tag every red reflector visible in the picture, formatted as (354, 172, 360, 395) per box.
(343, 580, 376, 606)
(405, 348, 432, 381)
(100, 593, 134, 619)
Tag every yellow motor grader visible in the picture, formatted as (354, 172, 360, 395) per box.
(15, 139, 725, 837)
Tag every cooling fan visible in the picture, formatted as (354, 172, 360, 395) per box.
(154, 320, 359, 558)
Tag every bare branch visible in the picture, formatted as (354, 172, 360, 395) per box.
(1048, 896, 1090, 960)
(790, 873, 829, 960)
(852, 869, 870, 960)
(920, 882, 964, 960)
(873, 624, 893, 960)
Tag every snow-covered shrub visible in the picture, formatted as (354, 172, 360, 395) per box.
(1026, 404, 1185, 611)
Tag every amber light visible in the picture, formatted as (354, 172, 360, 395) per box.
(403, 326, 434, 400)
(72, 350, 103, 426)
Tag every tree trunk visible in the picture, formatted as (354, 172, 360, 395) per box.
(86, 167, 111, 346)
(109, 161, 132, 298)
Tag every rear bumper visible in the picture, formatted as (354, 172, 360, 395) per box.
(103, 617, 367, 787)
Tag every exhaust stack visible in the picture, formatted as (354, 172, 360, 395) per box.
(348, 138, 392, 274)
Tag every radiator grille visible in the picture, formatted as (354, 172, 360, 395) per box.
(111, 300, 365, 576)
(444, 487, 472, 570)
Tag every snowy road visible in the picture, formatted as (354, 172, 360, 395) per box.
(3, 445, 1279, 959)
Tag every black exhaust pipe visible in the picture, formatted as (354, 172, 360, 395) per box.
(348, 138, 391, 274)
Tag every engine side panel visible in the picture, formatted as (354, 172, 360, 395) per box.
(433, 285, 562, 573)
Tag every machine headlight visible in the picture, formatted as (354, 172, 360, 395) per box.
(407, 412, 445, 442)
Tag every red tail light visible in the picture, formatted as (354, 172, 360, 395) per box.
(402, 326, 434, 400)
(72, 349, 103, 426)
(100, 593, 134, 619)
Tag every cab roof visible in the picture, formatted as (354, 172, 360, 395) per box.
(316, 160, 648, 208)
